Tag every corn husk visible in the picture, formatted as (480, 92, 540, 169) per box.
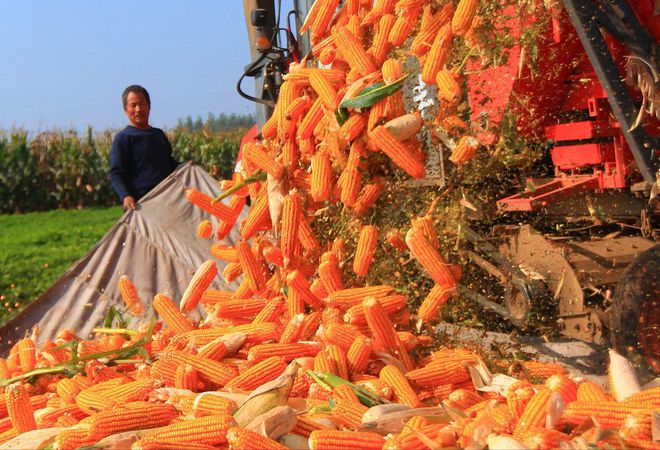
(359, 406, 453, 435)
(485, 434, 529, 450)
(245, 405, 297, 440)
(0, 428, 65, 450)
(280, 433, 311, 450)
(608, 348, 641, 401)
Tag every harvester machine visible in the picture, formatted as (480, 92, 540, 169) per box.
(238, 0, 659, 377)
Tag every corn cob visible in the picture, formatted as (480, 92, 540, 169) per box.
(318, 259, 344, 293)
(370, 14, 396, 66)
(160, 350, 238, 387)
(308, 0, 340, 43)
(522, 429, 571, 450)
(5, 383, 36, 433)
(210, 297, 268, 320)
(347, 335, 373, 375)
(309, 429, 384, 449)
(406, 359, 472, 387)
(326, 285, 394, 308)
(260, 112, 278, 139)
(226, 426, 289, 450)
(340, 112, 367, 142)
(417, 284, 454, 324)
(450, 135, 480, 165)
(281, 137, 299, 170)
(353, 225, 378, 276)
(311, 150, 333, 203)
(345, 293, 407, 325)
(370, 126, 425, 179)
(179, 259, 218, 313)
(353, 177, 386, 216)
(183, 393, 236, 417)
(280, 190, 302, 264)
(380, 365, 422, 407)
(247, 343, 321, 362)
(619, 412, 653, 441)
(196, 219, 213, 239)
(36, 404, 87, 427)
(250, 297, 285, 324)
(298, 214, 321, 254)
(622, 386, 660, 407)
(451, 0, 479, 36)
(411, 3, 454, 57)
(286, 270, 324, 310)
(388, 8, 420, 46)
(138, 414, 236, 447)
(362, 0, 396, 26)
(315, 350, 337, 375)
(300, 311, 322, 340)
(174, 364, 198, 391)
(576, 380, 611, 402)
(54, 427, 96, 450)
(332, 26, 377, 76)
(226, 356, 287, 390)
(405, 227, 457, 288)
(384, 423, 455, 450)
(243, 142, 284, 179)
(512, 388, 553, 440)
(286, 289, 306, 318)
(545, 373, 578, 403)
(421, 23, 452, 84)
(436, 68, 462, 104)
(519, 360, 566, 378)
(240, 191, 271, 239)
(185, 188, 236, 223)
(153, 294, 194, 334)
(277, 81, 297, 140)
(209, 243, 239, 263)
(448, 388, 484, 410)
(237, 239, 267, 294)
(331, 397, 368, 429)
(298, 97, 325, 140)
(310, 69, 341, 111)
(506, 380, 536, 419)
(291, 415, 333, 437)
(280, 313, 305, 344)
(88, 401, 179, 440)
(116, 275, 144, 315)
(16, 338, 36, 373)
(562, 400, 652, 428)
(222, 262, 243, 283)
(324, 323, 366, 351)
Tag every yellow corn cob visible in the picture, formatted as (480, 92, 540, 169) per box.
(16, 338, 36, 373)
(380, 364, 422, 407)
(406, 359, 472, 387)
(88, 401, 178, 440)
(237, 239, 267, 294)
(332, 27, 377, 76)
(276, 81, 297, 140)
(506, 380, 536, 419)
(362, 295, 399, 350)
(417, 284, 454, 325)
(209, 243, 239, 263)
(622, 386, 660, 407)
(421, 23, 452, 84)
(281, 137, 299, 170)
(286, 270, 324, 310)
(318, 260, 344, 294)
(183, 393, 236, 417)
(117, 275, 144, 315)
(281, 190, 302, 264)
(520, 360, 567, 379)
(512, 388, 553, 440)
(160, 350, 238, 388)
(153, 294, 194, 334)
(370, 126, 425, 179)
(347, 335, 373, 375)
(226, 426, 288, 450)
(247, 343, 321, 362)
(174, 364, 198, 391)
(353, 177, 386, 216)
(563, 400, 651, 429)
(332, 384, 360, 404)
(449, 135, 480, 165)
(185, 188, 236, 223)
(260, 111, 278, 139)
(308, 0, 340, 43)
(286, 289, 305, 318)
(252, 296, 286, 324)
(381, 58, 404, 85)
(311, 150, 333, 203)
(451, 0, 479, 36)
(138, 414, 236, 447)
(545, 373, 578, 403)
(179, 259, 218, 313)
(405, 227, 457, 288)
(310, 69, 340, 111)
(55, 377, 82, 403)
(243, 142, 284, 179)
(353, 225, 378, 277)
(340, 113, 367, 142)
(370, 14, 396, 66)
(576, 380, 611, 402)
(309, 429, 384, 449)
(196, 219, 213, 239)
(226, 356, 287, 390)
(5, 383, 36, 433)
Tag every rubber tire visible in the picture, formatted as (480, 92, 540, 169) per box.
(609, 244, 660, 383)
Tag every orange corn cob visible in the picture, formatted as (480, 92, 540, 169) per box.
(180, 393, 236, 417)
(332, 27, 377, 76)
(318, 260, 344, 294)
(322, 306, 343, 325)
(0, 358, 10, 379)
(185, 188, 235, 223)
(16, 338, 36, 373)
(367, 97, 388, 132)
(385, 229, 407, 252)
(331, 398, 368, 429)
(370, 126, 425, 178)
(237, 239, 267, 294)
(362, 296, 399, 351)
(326, 344, 349, 380)
(5, 383, 36, 433)
(209, 243, 239, 263)
(298, 97, 325, 140)
(310, 69, 340, 111)
(279, 313, 305, 343)
(545, 373, 578, 403)
(388, 9, 420, 46)
(451, 0, 479, 36)
(291, 415, 333, 437)
(362, 0, 396, 26)
(380, 365, 422, 407)
(252, 297, 286, 324)
(36, 404, 87, 427)
(324, 323, 365, 351)
(174, 364, 198, 391)
(179, 259, 218, 313)
(240, 192, 271, 240)
(405, 227, 457, 288)
(332, 384, 360, 404)
(286, 270, 324, 310)
(160, 350, 238, 387)
(506, 380, 536, 419)
(247, 343, 321, 362)
(281, 190, 302, 263)
(281, 137, 299, 170)
(340, 113, 367, 142)
(197, 333, 245, 361)
(88, 401, 178, 440)
(520, 360, 566, 379)
(353, 177, 386, 216)
(300, 311, 321, 340)
(286, 289, 305, 318)
(226, 356, 287, 390)
(370, 14, 396, 66)
(448, 388, 484, 409)
(576, 380, 611, 402)
(298, 214, 321, 254)
(384, 423, 455, 450)
(619, 412, 653, 441)
(421, 23, 452, 84)
(411, 214, 438, 248)
(118, 275, 144, 315)
(222, 262, 243, 283)
(345, 294, 407, 325)
(153, 294, 194, 334)
(411, 2, 454, 57)
(54, 427, 96, 450)
(326, 285, 394, 308)
(347, 336, 373, 374)
(311, 150, 333, 203)
(406, 359, 472, 387)
(417, 284, 454, 325)
(260, 112, 278, 139)
(243, 142, 284, 179)
(56, 377, 82, 403)
(196, 219, 213, 239)
(512, 388, 553, 440)
(381, 58, 404, 84)
(436, 68, 462, 103)
(315, 350, 337, 375)
(309, 430, 384, 449)
(210, 297, 268, 320)
(276, 81, 297, 140)
(309, 0, 340, 43)
(353, 225, 378, 277)
(226, 426, 288, 450)
(450, 135, 480, 165)
(138, 414, 235, 447)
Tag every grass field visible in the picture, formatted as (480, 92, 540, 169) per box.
(0, 206, 124, 324)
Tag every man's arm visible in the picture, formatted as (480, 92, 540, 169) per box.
(109, 134, 135, 209)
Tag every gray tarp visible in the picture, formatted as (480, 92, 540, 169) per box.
(0, 163, 242, 353)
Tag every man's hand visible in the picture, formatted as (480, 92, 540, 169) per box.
(123, 195, 136, 210)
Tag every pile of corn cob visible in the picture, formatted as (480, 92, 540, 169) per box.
(1, 0, 659, 449)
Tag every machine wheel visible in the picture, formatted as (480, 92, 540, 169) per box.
(609, 244, 660, 382)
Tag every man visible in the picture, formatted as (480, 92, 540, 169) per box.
(110, 85, 179, 210)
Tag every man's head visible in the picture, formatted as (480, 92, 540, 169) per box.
(122, 85, 151, 129)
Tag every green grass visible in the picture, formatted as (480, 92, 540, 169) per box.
(0, 206, 124, 324)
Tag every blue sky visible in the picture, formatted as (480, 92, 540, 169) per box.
(0, 1, 294, 132)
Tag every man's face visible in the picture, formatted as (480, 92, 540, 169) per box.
(124, 91, 150, 129)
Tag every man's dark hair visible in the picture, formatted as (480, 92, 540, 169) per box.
(122, 85, 151, 110)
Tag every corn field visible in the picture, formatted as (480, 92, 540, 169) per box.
(0, 126, 247, 214)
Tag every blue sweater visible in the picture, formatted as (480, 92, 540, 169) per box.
(109, 126, 179, 201)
